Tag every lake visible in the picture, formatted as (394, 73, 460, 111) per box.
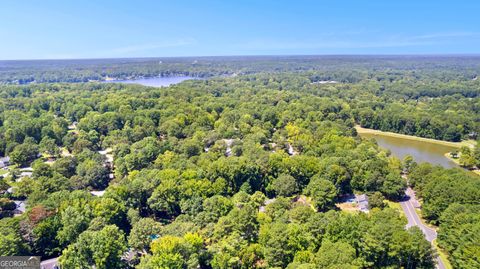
(105, 76, 196, 87)
(359, 133, 458, 168)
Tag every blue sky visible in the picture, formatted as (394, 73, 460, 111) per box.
(1, 0, 480, 59)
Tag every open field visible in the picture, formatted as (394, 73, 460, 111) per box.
(336, 202, 360, 213)
(355, 125, 476, 149)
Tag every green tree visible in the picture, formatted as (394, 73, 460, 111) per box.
(195, 195, 233, 226)
(52, 156, 78, 178)
(60, 225, 127, 269)
(57, 204, 93, 246)
(303, 178, 338, 211)
(75, 159, 109, 189)
(380, 173, 406, 200)
(390, 227, 435, 269)
(32, 160, 53, 178)
(314, 240, 359, 269)
(438, 204, 480, 268)
(214, 204, 259, 242)
(93, 198, 127, 228)
(368, 192, 386, 209)
(402, 155, 415, 173)
(128, 218, 162, 252)
(10, 142, 39, 167)
(474, 145, 480, 167)
(459, 146, 475, 168)
(138, 233, 204, 269)
(260, 222, 294, 268)
(0, 198, 16, 212)
(0, 218, 30, 255)
(39, 137, 59, 156)
(148, 177, 181, 218)
(271, 174, 298, 197)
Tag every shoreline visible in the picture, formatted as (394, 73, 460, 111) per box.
(443, 152, 480, 176)
(355, 125, 475, 149)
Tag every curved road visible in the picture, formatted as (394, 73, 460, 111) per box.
(400, 187, 446, 269)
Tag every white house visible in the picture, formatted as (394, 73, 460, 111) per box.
(0, 156, 10, 168)
(355, 194, 369, 213)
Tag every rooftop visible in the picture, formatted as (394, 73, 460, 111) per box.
(90, 190, 106, 197)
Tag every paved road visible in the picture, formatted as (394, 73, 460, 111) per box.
(400, 187, 446, 269)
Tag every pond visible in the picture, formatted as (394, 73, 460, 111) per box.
(105, 76, 196, 87)
(359, 132, 458, 168)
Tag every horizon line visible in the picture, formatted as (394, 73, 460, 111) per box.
(2, 53, 480, 62)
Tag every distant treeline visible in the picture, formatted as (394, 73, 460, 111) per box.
(1, 55, 480, 84)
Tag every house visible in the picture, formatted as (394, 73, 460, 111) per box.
(355, 194, 369, 213)
(40, 257, 60, 269)
(223, 139, 234, 157)
(0, 156, 10, 168)
(122, 249, 141, 263)
(287, 143, 297, 156)
(13, 200, 26, 215)
(312, 80, 339, 84)
(259, 198, 276, 212)
(19, 167, 33, 178)
(68, 121, 78, 130)
(20, 167, 34, 172)
(90, 190, 106, 197)
(98, 148, 114, 168)
(105, 154, 114, 164)
(20, 172, 33, 178)
(60, 148, 73, 157)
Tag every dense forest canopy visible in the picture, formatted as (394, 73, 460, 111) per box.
(0, 56, 479, 268)
(1, 56, 479, 142)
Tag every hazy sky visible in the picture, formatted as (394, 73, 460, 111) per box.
(1, 0, 480, 59)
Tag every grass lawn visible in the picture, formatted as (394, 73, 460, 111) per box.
(6, 165, 18, 171)
(444, 153, 480, 176)
(445, 153, 461, 165)
(385, 200, 404, 216)
(433, 239, 453, 269)
(0, 169, 8, 175)
(468, 169, 480, 176)
(355, 125, 476, 149)
(336, 202, 360, 213)
(295, 195, 316, 212)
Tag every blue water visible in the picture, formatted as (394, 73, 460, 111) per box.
(106, 76, 195, 87)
